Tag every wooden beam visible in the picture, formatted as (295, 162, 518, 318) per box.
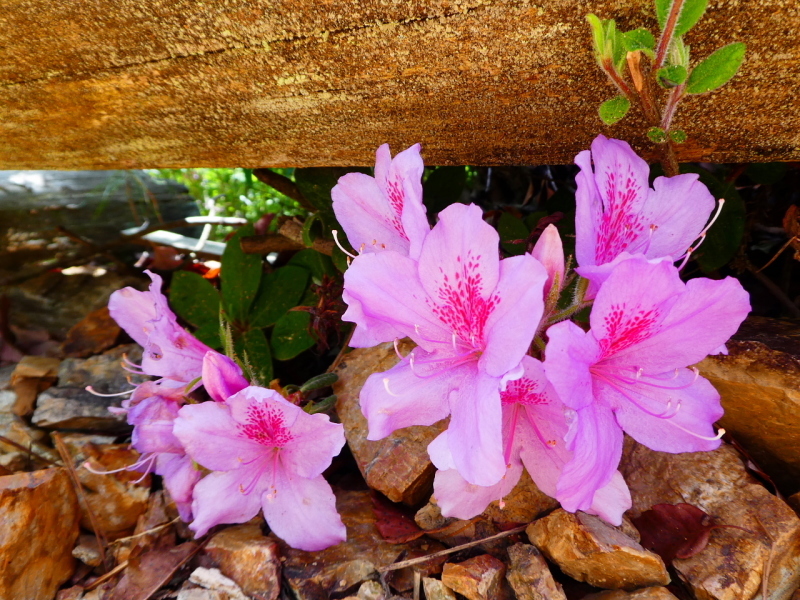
(0, 0, 798, 169)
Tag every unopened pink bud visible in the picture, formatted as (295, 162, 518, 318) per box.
(531, 224, 565, 298)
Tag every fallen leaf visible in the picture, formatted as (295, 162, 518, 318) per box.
(107, 542, 198, 600)
(370, 492, 427, 544)
(62, 306, 122, 358)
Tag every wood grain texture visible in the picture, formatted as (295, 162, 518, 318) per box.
(0, 0, 798, 169)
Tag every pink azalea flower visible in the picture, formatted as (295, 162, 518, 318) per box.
(543, 256, 750, 513)
(574, 135, 717, 290)
(531, 224, 566, 300)
(173, 385, 347, 551)
(332, 143, 430, 259)
(108, 270, 212, 382)
(433, 356, 631, 525)
(343, 203, 548, 486)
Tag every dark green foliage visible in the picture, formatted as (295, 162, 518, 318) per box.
(497, 212, 529, 255)
(271, 312, 316, 361)
(656, 65, 688, 87)
(221, 225, 262, 322)
(599, 96, 631, 125)
(746, 163, 788, 185)
(169, 270, 220, 328)
(423, 166, 468, 214)
(288, 249, 336, 284)
(236, 328, 273, 385)
(249, 266, 310, 328)
(686, 43, 746, 94)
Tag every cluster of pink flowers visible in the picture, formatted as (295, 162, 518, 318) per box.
(105, 272, 346, 551)
(334, 136, 749, 524)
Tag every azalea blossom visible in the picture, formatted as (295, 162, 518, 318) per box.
(574, 135, 717, 290)
(173, 384, 346, 551)
(433, 356, 631, 525)
(332, 143, 430, 259)
(531, 224, 566, 301)
(343, 203, 547, 486)
(544, 256, 750, 512)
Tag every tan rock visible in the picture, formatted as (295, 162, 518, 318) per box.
(277, 489, 445, 597)
(72, 533, 103, 567)
(357, 580, 385, 600)
(414, 500, 508, 557)
(56, 586, 85, 600)
(441, 554, 512, 600)
(61, 433, 150, 539)
(583, 587, 680, 600)
(10, 355, 60, 416)
(188, 567, 249, 600)
(0, 411, 59, 471)
(526, 509, 670, 590)
(423, 577, 457, 600)
(334, 341, 446, 505)
(696, 323, 800, 493)
(0, 468, 80, 600)
(506, 543, 567, 600)
(205, 523, 281, 600)
(621, 438, 800, 600)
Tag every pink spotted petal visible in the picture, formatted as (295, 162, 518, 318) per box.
(108, 286, 156, 348)
(433, 463, 523, 520)
(261, 469, 346, 551)
(543, 321, 600, 411)
(360, 351, 459, 440)
(574, 149, 602, 268)
(174, 400, 262, 471)
(481, 253, 547, 377)
(156, 453, 201, 521)
(189, 467, 265, 537)
(607, 370, 724, 453)
(556, 403, 624, 514)
(531, 224, 566, 298)
(643, 173, 715, 260)
(202, 351, 248, 402)
(576, 253, 673, 301)
(445, 369, 506, 487)
(129, 396, 183, 455)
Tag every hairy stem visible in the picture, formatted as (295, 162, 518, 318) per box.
(654, 0, 686, 69)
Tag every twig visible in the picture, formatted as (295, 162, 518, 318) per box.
(83, 560, 128, 592)
(756, 236, 798, 273)
(53, 432, 110, 570)
(377, 524, 528, 572)
(0, 434, 60, 466)
(654, 0, 686, 69)
(109, 517, 181, 546)
(253, 168, 315, 213)
(747, 265, 800, 318)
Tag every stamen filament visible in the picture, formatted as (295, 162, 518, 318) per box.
(332, 230, 358, 259)
(85, 386, 134, 397)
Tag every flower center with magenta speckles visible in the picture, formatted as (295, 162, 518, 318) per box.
(596, 167, 646, 264)
(239, 403, 294, 448)
(386, 179, 409, 241)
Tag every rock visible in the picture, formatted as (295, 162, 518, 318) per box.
(696, 317, 800, 493)
(583, 588, 680, 600)
(204, 523, 281, 600)
(620, 438, 800, 600)
(334, 341, 446, 505)
(506, 543, 567, 600)
(526, 509, 670, 590)
(188, 567, 249, 600)
(0, 411, 59, 471)
(177, 588, 228, 600)
(56, 586, 85, 600)
(0, 468, 80, 600)
(441, 554, 512, 600)
(0, 389, 16, 413)
(57, 344, 144, 392)
(72, 534, 103, 567)
(357, 580, 385, 600)
(278, 489, 445, 597)
(61, 433, 150, 539)
(9, 355, 60, 415)
(414, 501, 509, 557)
(422, 578, 457, 600)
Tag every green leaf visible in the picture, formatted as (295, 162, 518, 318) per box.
(746, 163, 788, 185)
(656, 65, 688, 87)
(169, 270, 220, 328)
(686, 42, 746, 94)
(680, 165, 745, 272)
(670, 129, 688, 143)
(221, 224, 262, 322)
(587, 14, 606, 58)
(193, 321, 223, 350)
(655, 0, 707, 36)
(423, 166, 467, 214)
(647, 127, 668, 143)
(605, 21, 627, 73)
(301, 213, 321, 247)
(249, 265, 310, 328)
(497, 213, 529, 256)
(235, 328, 273, 385)
(288, 249, 336, 284)
(271, 311, 316, 360)
(622, 28, 655, 57)
(598, 96, 630, 125)
(300, 372, 338, 393)
(294, 167, 368, 231)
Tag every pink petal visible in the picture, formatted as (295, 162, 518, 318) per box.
(156, 453, 201, 521)
(261, 468, 346, 551)
(108, 286, 156, 348)
(427, 431, 456, 471)
(481, 253, 547, 377)
(433, 463, 523, 520)
(341, 288, 405, 348)
(531, 224, 566, 298)
(574, 148, 601, 268)
(360, 352, 458, 440)
(277, 411, 345, 480)
(556, 403, 623, 514)
(202, 351, 248, 402)
(587, 471, 631, 526)
(129, 396, 183, 455)
(543, 321, 600, 411)
(189, 467, 264, 537)
(174, 400, 262, 471)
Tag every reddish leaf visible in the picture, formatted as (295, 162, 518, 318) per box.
(370, 492, 426, 544)
(631, 503, 717, 563)
(62, 306, 122, 358)
(107, 542, 198, 600)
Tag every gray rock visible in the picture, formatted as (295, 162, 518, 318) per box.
(32, 387, 127, 431)
(506, 543, 567, 600)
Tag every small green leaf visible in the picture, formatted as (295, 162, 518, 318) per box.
(423, 166, 467, 214)
(169, 270, 220, 328)
(655, 0, 670, 29)
(271, 312, 316, 360)
(686, 42, 746, 94)
(235, 328, 273, 385)
(249, 265, 310, 328)
(221, 225, 262, 322)
(598, 96, 631, 125)
(656, 0, 708, 36)
(288, 249, 336, 284)
(604, 20, 626, 73)
(497, 213, 530, 256)
(299, 372, 339, 393)
(647, 127, 668, 143)
(656, 65, 688, 87)
(587, 14, 606, 58)
(304, 395, 337, 415)
(622, 28, 655, 57)
(670, 129, 688, 143)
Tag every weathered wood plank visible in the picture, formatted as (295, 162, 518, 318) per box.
(0, 0, 798, 169)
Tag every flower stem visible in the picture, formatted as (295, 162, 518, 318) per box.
(654, 0, 686, 69)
